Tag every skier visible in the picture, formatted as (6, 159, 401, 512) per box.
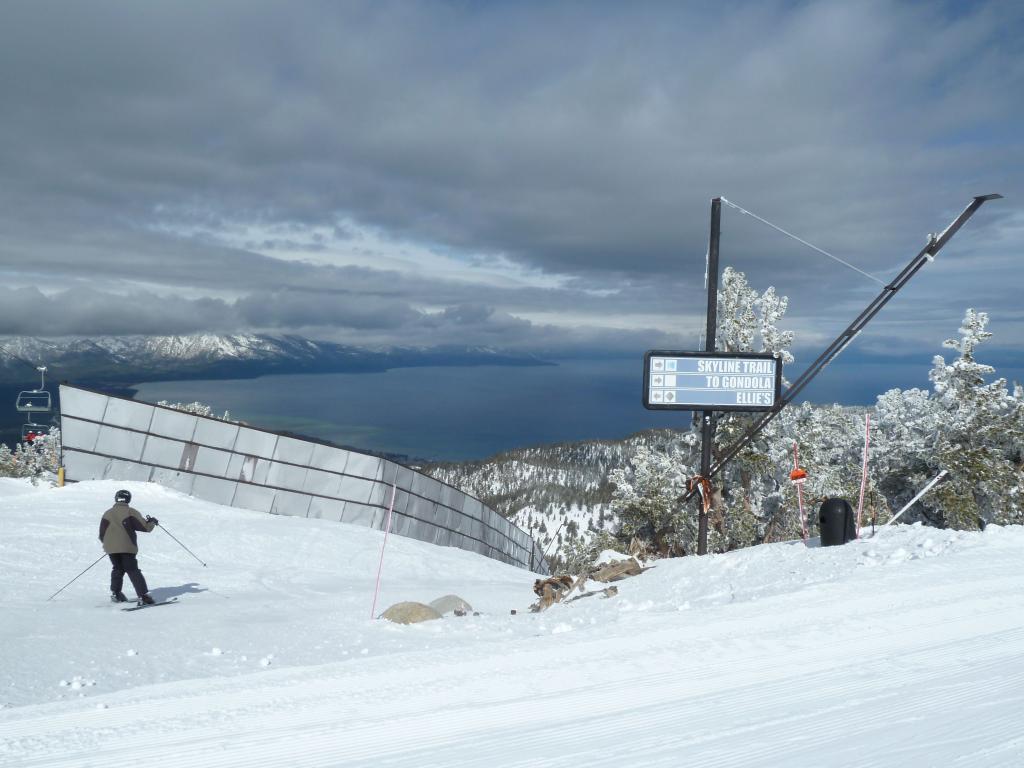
(98, 489, 158, 605)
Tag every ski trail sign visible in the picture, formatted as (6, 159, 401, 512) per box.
(643, 351, 781, 411)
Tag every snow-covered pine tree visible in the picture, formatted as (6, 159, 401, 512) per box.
(869, 310, 1022, 529)
(557, 530, 622, 576)
(708, 266, 796, 550)
(0, 442, 16, 477)
(872, 387, 938, 525)
(0, 430, 62, 480)
(157, 400, 233, 422)
(716, 267, 794, 364)
(608, 444, 693, 556)
(10, 442, 32, 478)
(32, 428, 61, 476)
(926, 310, 1023, 528)
(791, 406, 867, 504)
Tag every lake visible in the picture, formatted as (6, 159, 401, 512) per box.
(133, 359, 681, 462)
(130, 353, 960, 462)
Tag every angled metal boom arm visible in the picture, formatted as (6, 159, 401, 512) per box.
(685, 193, 1002, 498)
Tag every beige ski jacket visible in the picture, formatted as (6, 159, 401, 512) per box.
(98, 502, 155, 555)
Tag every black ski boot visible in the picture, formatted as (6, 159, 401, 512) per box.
(139, 594, 156, 606)
(111, 591, 128, 603)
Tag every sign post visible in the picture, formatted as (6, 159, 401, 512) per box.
(698, 198, 722, 555)
(643, 349, 782, 554)
(643, 197, 781, 556)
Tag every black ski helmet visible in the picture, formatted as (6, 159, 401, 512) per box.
(114, 489, 132, 504)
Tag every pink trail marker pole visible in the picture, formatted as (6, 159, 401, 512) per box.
(794, 442, 808, 543)
(855, 414, 871, 537)
(370, 483, 398, 620)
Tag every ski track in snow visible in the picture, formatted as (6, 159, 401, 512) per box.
(1, 479, 1022, 767)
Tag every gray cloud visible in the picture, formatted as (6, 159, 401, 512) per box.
(236, 289, 421, 331)
(0, 284, 679, 361)
(0, 1, 1020, 368)
(0, 286, 236, 336)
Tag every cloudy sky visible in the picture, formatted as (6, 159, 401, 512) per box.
(1, 1, 1021, 384)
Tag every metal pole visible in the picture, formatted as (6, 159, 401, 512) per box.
(697, 197, 722, 555)
(856, 414, 871, 535)
(370, 483, 398, 619)
(47, 553, 107, 601)
(541, 519, 568, 562)
(793, 442, 808, 543)
(156, 523, 207, 567)
(874, 470, 949, 535)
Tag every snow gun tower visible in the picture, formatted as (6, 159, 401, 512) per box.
(644, 194, 1002, 555)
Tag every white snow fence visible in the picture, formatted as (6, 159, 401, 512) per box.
(58, 384, 548, 574)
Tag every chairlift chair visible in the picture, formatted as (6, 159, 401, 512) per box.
(15, 390, 52, 413)
(21, 423, 50, 441)
(15, 365, 51, 413)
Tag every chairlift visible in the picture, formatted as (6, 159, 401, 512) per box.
(16, 391, 52, 412)
(21, 423, 50, 442)
(15, 365, 51, 413)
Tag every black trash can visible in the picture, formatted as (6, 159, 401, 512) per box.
(818, 498, 857, 546)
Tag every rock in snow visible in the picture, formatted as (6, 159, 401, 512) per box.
(380, 601, 443, 624)
(428, 594, 474, 616)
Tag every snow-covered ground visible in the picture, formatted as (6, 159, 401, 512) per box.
(1, 479, 1023, 767)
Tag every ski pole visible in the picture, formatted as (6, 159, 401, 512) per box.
(156, 522, 207, 567)
(47, 553, 107, 601)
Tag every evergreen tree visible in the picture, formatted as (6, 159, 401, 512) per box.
(608, 444, 692, 556)
(0, 430, 61, 480)
(716, 267, 794, 364)
(0, 443, 15, 477)
(558, 530, 622, 575)
(709, 267, 796, 550)
(927, 310, 1023, 528)
(158, 400, 233, 421)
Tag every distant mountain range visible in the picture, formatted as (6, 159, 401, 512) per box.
(0, 333, 552, 449)
(0, 333, 552, 387)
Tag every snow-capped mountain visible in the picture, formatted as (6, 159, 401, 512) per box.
(0, 333, 549, 385)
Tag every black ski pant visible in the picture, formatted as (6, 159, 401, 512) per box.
(108, 553, 149, 597)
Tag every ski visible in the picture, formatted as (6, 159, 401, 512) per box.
(122, 598, 178, 612)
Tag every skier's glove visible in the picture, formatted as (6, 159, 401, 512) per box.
(147, 516, 159, 526)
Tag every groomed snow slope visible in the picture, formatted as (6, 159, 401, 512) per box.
(1, 479, 1023, 767)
